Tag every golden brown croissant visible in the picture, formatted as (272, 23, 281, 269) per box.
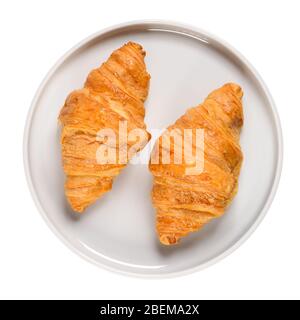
(59, 42, 151, 212)
(149, 83, 243, 245)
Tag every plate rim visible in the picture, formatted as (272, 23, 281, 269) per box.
(23, 19, 283, 278)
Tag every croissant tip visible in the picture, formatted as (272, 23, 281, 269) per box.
(159, 234, 180, 246)
(69, 203, 86, 213)
(66, 195, 88, 213)
(226, 82, 243, 99)
(125, 41, 140, 46)
(124, 41, 146, 56)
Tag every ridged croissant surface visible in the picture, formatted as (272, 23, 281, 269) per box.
(59, 42, 151, 212)
(149, 83, 243, 245)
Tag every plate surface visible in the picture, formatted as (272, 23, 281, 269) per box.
(24, 21, 283, 277)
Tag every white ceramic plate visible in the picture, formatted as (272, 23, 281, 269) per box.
(24, 21, 283, 277)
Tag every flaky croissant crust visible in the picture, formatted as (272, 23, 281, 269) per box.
(59, 42, 151, 212)
(149, 83, 244, 245)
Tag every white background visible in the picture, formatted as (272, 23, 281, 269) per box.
(0, 0, 299, 300)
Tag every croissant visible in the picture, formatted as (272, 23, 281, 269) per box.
(149, 83, 243, 245)
(59, 42, 151, 212)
